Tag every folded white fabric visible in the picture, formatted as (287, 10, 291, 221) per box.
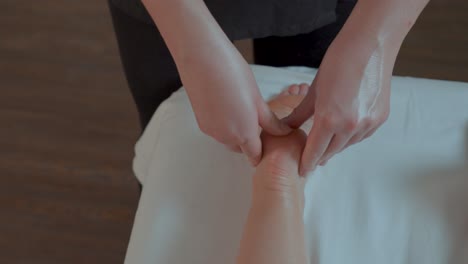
(126, 65, 468, 264)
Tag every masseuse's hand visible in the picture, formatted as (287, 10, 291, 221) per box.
(179, 46, 291, 166)
(282, 0, 429, 176)
(143, 0, 291, 166)
(284, 36, 393, 176)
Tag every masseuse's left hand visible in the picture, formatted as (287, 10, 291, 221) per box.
(284, 35, 395, 176)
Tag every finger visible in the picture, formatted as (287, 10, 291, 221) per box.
(239, 136, 262, 167)
(226, 144, 242, 153)
(318, 133, 352, 166)
(288, 84, 300, 95)
(300, 122, 333, 176)
(319, 160, 328, 166)
(363, 127, 379, 139)
(282, 81, 317, 129)
(258, 101, 292, 136)
(299, 83, 309, 95)
(342, 126, 376, 150)
(345, 133, 365, 149)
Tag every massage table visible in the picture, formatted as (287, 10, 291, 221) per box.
(125, 65, 468, 264)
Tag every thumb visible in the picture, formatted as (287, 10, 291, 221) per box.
(282, 82, 317, 128)
(258, 101, 292, 136)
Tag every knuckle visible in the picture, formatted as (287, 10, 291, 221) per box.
(359, 117, 374, 131)
(362, 116, 373, 127)
(343, 118, 358, 132)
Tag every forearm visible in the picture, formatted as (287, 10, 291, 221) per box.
(142, 0, 235, 67)
(237, 163, 308, 264)
(356, 0, 430, 44)
(330, 0, 430, 67)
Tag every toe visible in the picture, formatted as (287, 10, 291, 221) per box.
(281, 89, 290, 96)
(299, 83, 309, 95)
(288, 84, 300, 95)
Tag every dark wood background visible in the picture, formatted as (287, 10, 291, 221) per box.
(1, 0, 467, 263)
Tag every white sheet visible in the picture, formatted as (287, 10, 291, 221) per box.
(126, 65, 468, 264)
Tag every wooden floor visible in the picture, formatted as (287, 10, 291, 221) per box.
(0, 1, 140, 263)
(0, 0, 466, 263)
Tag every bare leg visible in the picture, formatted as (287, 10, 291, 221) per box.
(237, 86, 313, 264)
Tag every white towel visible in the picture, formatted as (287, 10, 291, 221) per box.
(127, 65, 468, 264)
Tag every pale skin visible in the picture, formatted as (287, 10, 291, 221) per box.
(142, 0, 430, 174)
(139, 0, 431, 261)
(236, 86, 311, 264)
(237, 130, 309, 264)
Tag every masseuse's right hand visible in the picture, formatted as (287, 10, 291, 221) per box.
(143, 0, 290, 166)
(178, 46, 292, 166)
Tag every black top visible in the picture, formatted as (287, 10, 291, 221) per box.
(110, 0, 338, 40)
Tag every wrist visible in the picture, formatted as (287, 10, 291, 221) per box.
(326, 19, 403, 76)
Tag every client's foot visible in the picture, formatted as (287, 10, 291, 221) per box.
(253, 83, 312, 200)
(261, 129, 306, 171)
(268, 83, 313, 132)
(255, 130, 306, 185)
(280, 83, 309, 96)
(258, 81, 312, 182)
(254, 130, 307, 207)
